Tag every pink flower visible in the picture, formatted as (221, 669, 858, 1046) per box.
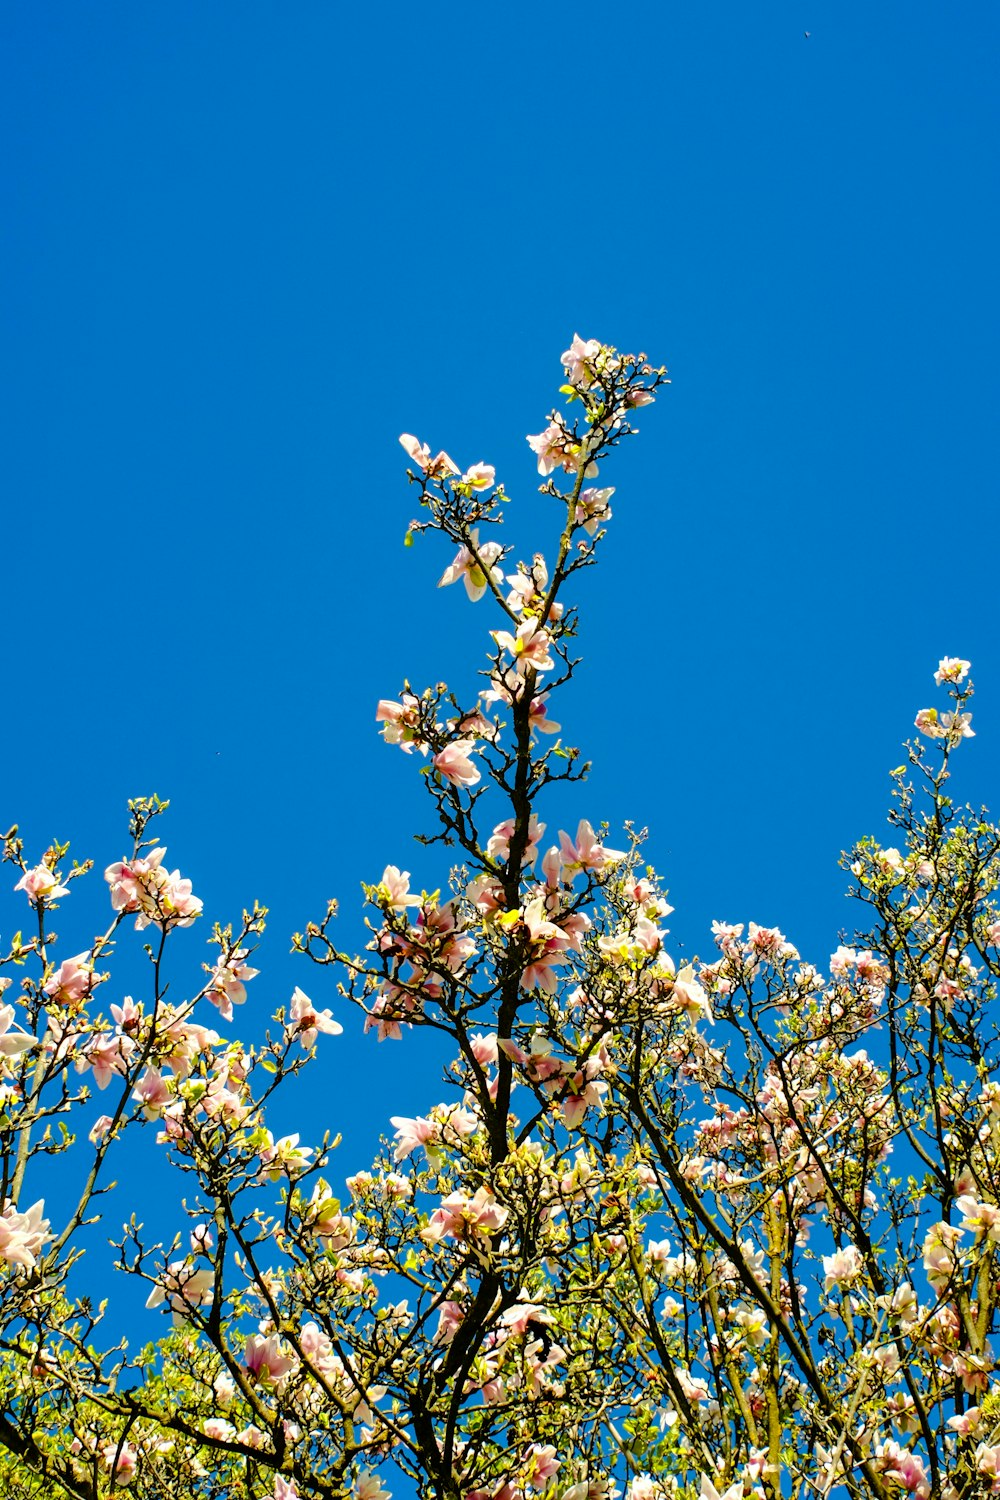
(434, 1299, 465, 1343)
(376, 694, 428, 755)
(699, 1480, 742, 1500)
(493, 619, 554, 675)
(145, 1260, 214, 1321)
(272, 1479, 301, 1500)
(0, 1198, 52, 1269)
(915, 706, 975, 744)
(975, 1443, 1000, 1484)
(957, 1194, 1000, 1241)
(942, 710, 975, 741)
(0, 1003, 38, 1064)
(390, 1113, 438, 1162)
(302, 1181, 356, 1248)
(529, 695, 560, 734)
(505, 556, 562, 620)
(487, 815, 545, 867)
(517, 897, 572, 993)
(470, 1032, 498, 1065)
(375, 865, 422, 910)
(399, 433, 459, 480)
(466, 873, 505, 912)
(205, 948, 259, 1021)
(354, 1476, 391, 1500)
(271, 1479, 301, 1500)
(557, 820, 624, 879)
(244, 1332, 298, 1386)
(258, 1130, 314, 1180)
(104, 848, 202, 931)
(527, 419, 571, 476)
(14, 864, 70, 905)
(43, 952, 101, 1007)
(433, 739, 481, 788)
(934, 656, 970, 685)
(190, 1222, 214, 1254)
(522, 1444, 560, 1490)
(89, 1113, 114, 1144)
(561, 333, 603, 387)
(575, 486, 614, 535)
(285, 986, 343, 1048)
(922, 1220, 962, 1290)
(132, 1067, 172, 1118)
(423, 1186, 509, 1244)
(481, 671, 559, 735)
(459, 462, 496, 491)
(438, 529, 503, 602)
(822, 1243, 864, 1292)
(77, 1033, 134, 1091)
(873, 1439, 930, 1497)
(101, 1440, 137, 1486)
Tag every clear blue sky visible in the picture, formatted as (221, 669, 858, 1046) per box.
(3, 2, 998, 1184)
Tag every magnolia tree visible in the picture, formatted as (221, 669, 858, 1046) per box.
(1, 339, 1000, 1500)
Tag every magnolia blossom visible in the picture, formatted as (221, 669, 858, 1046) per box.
(460, 461, 496, 490)
(258, 1130, 313, 1180)
(77, 1032, 134, 1091)
(390, 1104, 478, 1163)
(43, 952, 101, 1006)
(522, 1444, 560, 1490)
(700, 1479, 743, 1500)
(822, 1243, 864, 1292)
(145, 1260, 214, 1321)
(390, 1113, 438, 1162)
(244, 1332, 298, 1386)
(527, 418, 573, 476)
(285, 986, 343, 1048)
(575, 485, 614, 535)
(434, 1299, 465, 1344)
(934, 655, 971, 685)
(957, 1194, 1000, 1242)
(101, 1440, 138, 1487)
(271, 1478, 301, 1500)
(557, 819, 624, 879)
(0, 1198, 52, 1269)
(438, 528, 503, 602)
(516, 897, 572, 993)
(399, 432, 458, 479)
(432, 738, 480, 788)
(922, 1220, 963, 1290)
(132, 1067, 171, 1117)
(89, 1113, 114, 1144)
(376, 693, 428, 755)
(104, 847, 202, 931)
(374, 865, 422, 912)
(14, 864, 70, 905)
(205, 948, 259, 1021)
(493, 619, 554, 675)
(505, 555, 561, 619)
(914, 706, 975, 743)
(466, 872, 505, 913)
(423, 1185, 509, 1244)
(561, 333, 603, 386)
(355, 1475, 391, 1500)
(487, 815, 545, 867)
(873, 1439, 930, 1498)
(0, 1004, 38, 1067)
(481, 673, 560, 735)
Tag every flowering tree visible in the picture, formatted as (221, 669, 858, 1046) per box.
(1, 338, 999, 1500)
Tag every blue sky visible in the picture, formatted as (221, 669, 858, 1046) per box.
(3, 1, 998, 1194)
